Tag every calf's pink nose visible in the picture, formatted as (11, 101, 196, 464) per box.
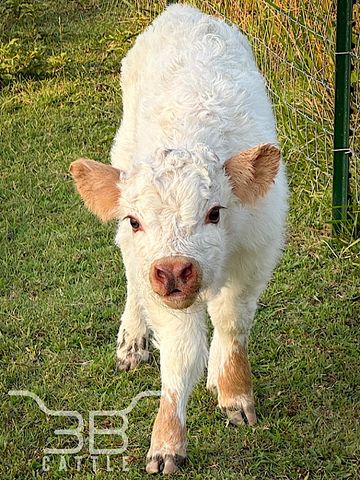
(149, 256, 202, 309)
(154, 261, 193, 289)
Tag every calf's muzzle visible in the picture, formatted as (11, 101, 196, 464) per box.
(149, 256, 202, 309)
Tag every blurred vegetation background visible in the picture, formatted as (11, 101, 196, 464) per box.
(1, 0, 359, 237)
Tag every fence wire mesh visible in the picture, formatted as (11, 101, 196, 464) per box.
(123, 0, 359, 238)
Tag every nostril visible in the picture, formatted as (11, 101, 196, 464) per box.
(179, 263, 193, 283)
(155, 267, 168, 285)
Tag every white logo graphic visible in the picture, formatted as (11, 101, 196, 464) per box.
(8, 389, 160, 455)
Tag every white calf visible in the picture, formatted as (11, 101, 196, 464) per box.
(70, 4, 287, 474)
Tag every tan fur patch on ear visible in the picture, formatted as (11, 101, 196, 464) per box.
(224, 144, 280, 204)
(70, 158, 121, 222)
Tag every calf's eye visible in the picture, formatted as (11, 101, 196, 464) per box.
(205, 206, 221, 224)
(129, 217, 141, 231)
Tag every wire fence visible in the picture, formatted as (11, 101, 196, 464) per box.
(0, 0, 357, 238)
(124, 0, 359, 239)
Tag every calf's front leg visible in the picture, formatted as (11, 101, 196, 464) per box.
(116, 279, 149, 370)
(146, 307, 207, 474)
(207, 288, 257, 426)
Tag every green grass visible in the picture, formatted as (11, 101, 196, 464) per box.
(1, 1, 359, 479)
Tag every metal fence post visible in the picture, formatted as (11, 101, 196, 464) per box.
(332, 0, 354, 235)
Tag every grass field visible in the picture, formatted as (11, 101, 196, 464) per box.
(1, 1, 359, 478)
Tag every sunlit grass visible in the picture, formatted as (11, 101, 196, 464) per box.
(1, 1, 359, 479)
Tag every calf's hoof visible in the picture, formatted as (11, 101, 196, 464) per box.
(222, 395, 257, 426)
(116, 331, 149, 371)
(146, 453, 186, 475)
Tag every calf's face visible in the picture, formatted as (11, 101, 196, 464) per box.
(70, 144, 280, 309)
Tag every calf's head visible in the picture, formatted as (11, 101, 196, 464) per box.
(70, 144, 280, 309)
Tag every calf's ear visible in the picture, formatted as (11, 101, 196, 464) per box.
(70, 158, 122, 222)
(224, 144, 280, 204)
